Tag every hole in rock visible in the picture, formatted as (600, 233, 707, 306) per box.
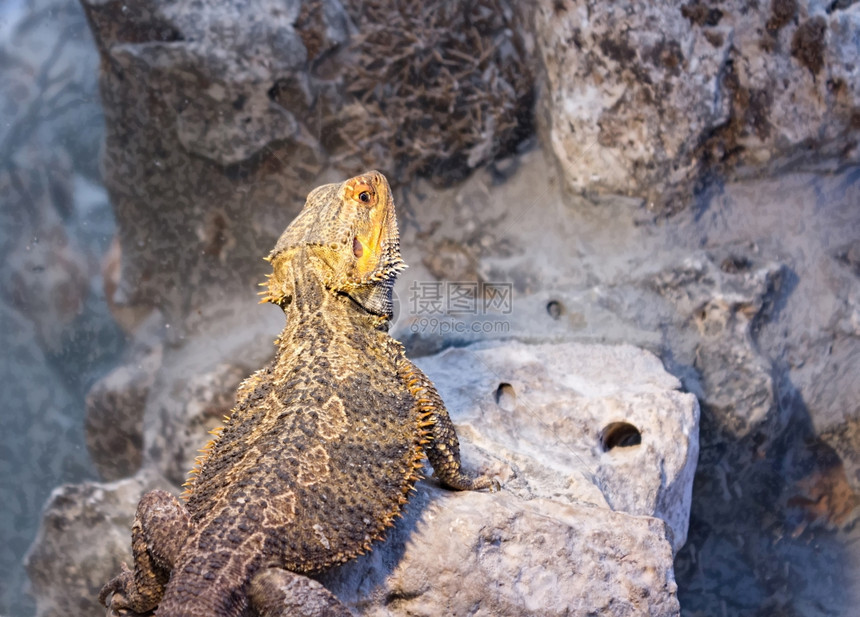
(601, 422, 642, 451)
(546, 300, 563, 319)
(494, 383, 517, 411)
(720, 254, 751, 273)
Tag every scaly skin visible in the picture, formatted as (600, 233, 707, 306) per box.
(99, 171, 497, 617)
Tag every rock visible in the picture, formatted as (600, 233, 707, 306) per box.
(648, 252, 785, 446)
(821, 416, 860, 498)
(0, 0, 104, 181)
(0, 302, 92, 617)
(24, 472, 174, 617)
(80, 0, 331, 333)
(0, 2, 116, 613)
(80, 0, 535, 332)
(534, 0, 860, 210)
(656, 173, 860, 616)
(421, 238, 483, 284)
(148, 361, 250, 486)
(413, 341, 699, 553)
(26, 338, 695, 616)
(0, 149, 91, 355)
(324, 490, 681, 617)
(101, 236, 157, 335)
(383, 158, 860, 615)
(140, 305, 283, 485)
(11, 1, 860, 614)
(85, 340, 164, 481)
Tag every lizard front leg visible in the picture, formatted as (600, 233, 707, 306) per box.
(398, 357, 499, 491)
(99, 489, 191, 615)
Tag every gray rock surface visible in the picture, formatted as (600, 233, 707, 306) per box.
(25, 339, 694, 617)
(21, 145, 859, 617)
(413, 342, 699, 554)
(534, 0, 860, 209)
(325, 491, 680, 617)
(85, 339, 163, 481)
(385, 152, 860, 615)
(23, 472, 173, 617)
(648, 253, 784, 445)
(140, 307, 283, 485)
(80, 0, 326, 334)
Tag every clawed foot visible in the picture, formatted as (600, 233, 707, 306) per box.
(99, 564, 153, 617)
(98, 563, 131, 608)
(477, 460, 516, 492)
(475, 473, 502, 492)
(434, 468, 502, 492)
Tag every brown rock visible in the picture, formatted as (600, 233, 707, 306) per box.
(85, 343, 163, 481)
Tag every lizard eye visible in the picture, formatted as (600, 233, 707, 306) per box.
(352, 183, 375, 205)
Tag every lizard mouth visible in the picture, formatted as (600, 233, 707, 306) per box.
(352, 202, 406, 285)
(346, 214, 403, 318)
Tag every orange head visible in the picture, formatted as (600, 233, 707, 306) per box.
(266, 171, 406, 319)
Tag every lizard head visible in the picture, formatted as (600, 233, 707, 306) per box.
(266, 171, 406, 319)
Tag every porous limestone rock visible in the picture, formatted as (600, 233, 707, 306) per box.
(25, 339, 696, 616)
(324, 490, 681, 617)
(413, 341, 699, 553)
(534, 0, 860, 210)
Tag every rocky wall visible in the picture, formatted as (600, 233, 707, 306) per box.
(535, 0, 860, 211)
(79, 0, 533, 333)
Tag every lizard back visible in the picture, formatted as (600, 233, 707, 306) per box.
(157, 176, 425, 614)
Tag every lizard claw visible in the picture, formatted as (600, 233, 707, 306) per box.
(470, 472, 502, 492)
(98, 562, 130, 607)
(478, 474, 502, 492)
(99, 563, 153, 617)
